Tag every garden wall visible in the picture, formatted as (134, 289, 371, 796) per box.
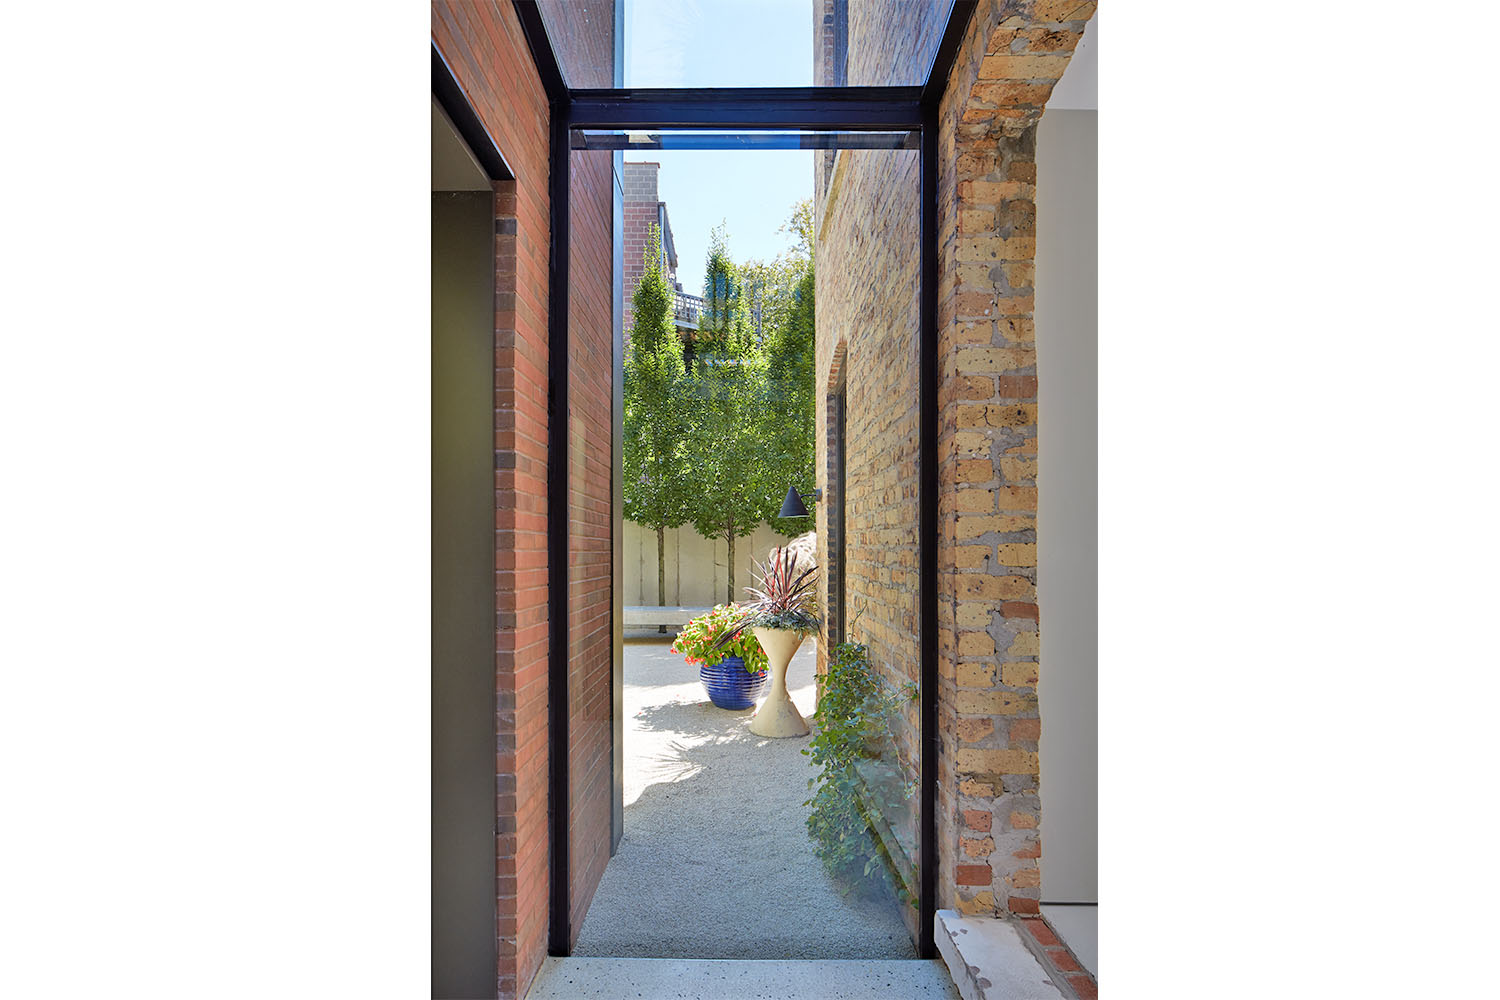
(622, 519, 802, 610)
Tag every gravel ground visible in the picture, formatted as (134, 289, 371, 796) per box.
(572, 638, 917, 959)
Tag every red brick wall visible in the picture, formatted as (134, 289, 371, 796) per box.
(564, 146, 616, 948)
(433, 5, 550, 997)
(434, 2, 618, 995)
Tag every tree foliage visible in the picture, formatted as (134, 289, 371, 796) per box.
(764, 266, 816, 535)
(623, 225, 691, 609)
(623, 204, 820, 605)
(683, 227, 773, 603)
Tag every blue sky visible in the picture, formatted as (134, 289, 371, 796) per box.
(625, 0, 814, 293)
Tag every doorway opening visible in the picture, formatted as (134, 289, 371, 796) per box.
(563, 132, 924, 960)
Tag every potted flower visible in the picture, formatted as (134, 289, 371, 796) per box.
(714, 547, 820, 738)
(672, 604, 769, 710)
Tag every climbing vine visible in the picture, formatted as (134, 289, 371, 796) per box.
(802, 638, 918, 896)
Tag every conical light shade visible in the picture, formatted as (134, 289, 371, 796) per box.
(779, 484, 810, 518)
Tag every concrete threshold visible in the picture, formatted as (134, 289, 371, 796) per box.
(525, 957, 960, 999)
(934, 911, 1065, 1000)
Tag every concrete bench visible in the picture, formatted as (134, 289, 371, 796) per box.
(623, 605, 711, 629)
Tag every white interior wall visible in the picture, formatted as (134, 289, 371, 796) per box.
(1036, 108, 1098, 904)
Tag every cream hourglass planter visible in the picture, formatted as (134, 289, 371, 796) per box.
(749, 626, 810, 738)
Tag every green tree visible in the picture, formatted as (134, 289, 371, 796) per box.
(623, 225, 691, 627)
(763, 264, 817, 536)
(742, 201, 817, 534)
(742, 198, 814, 345)
(685, 228, 771, 604)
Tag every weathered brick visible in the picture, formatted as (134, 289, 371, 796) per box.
(955, 514, 1031, 538)
(962, 835, 996, 857)
(1009, 718, 1041, 742)
(955, 544, 992, 568)
(1002, 662, 1039, 687)
(1009, 865, 1041, 886)
(1006, 630, 1041, 656)
(996, 316, 1035, 343)
(1000, 458, 1038, 482)
(959, 778, 995, 797)
(955, 748, 1039, 775)
(956, 236, 1037, 261)
(973, 81, 1056, 106)
(955, 489, 997, 512)
(957, 717, 995, 743)
(963, 809, 994, 832)
(957, 689, 1035, 716)
(957, 632, 995, 657)
(952, 431, 992, 456)
(955, 890, 996, 916)
(1020, 917, 1058, 946)
(997, 374, 1039, 398)
(956, 662, 996, 687)
(958, 573, 1036, 600)
(954, 347, 1036, 373)
(955, 603, 993, 628)
(1034, 0, 1097, 24)
(993, 486, 1038, 511)
(956, 376, 995, 401)
(977, 53, 1072, 81)
(996, 542, 1038, 566)
(956, 864, 992, 886)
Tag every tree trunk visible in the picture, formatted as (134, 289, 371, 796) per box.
(726, 525, 735, 605)
(657, 525, 667, 634)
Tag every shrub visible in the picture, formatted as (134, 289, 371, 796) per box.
(671, 604, 768, 674)
(803, 639, 917, 895)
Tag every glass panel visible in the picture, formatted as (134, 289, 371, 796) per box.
(535, 0, 619, 88)
(570, 137, 925, 956)
(572, 130, 918, 151)
(535, 0, 955, 89)
(814, 144, 923, 935)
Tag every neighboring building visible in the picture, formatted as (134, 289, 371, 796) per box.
(622, 161, 701, 344)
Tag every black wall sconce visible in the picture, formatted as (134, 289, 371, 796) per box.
(779, 484, 823, 518)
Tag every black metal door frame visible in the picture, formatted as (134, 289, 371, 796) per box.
(514, 0, 978, 961)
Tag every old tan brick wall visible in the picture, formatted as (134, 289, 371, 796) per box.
(814, 147, 923, 835)
(937, 0, 1096, 919)
(816, 0, 1095, 925)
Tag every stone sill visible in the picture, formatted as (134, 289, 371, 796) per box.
(935, 910, 1065, 1000)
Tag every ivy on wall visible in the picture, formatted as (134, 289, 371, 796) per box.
(803, 637, 918, 899)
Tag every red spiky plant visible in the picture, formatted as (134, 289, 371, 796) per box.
(713, 545, 820, 648)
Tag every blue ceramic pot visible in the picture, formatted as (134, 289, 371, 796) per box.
(699, 655, 769, 710)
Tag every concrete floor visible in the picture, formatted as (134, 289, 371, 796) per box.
(528, 957, 959, 999)
(571, 638, 918, 960)
(1040, 904, 1097, 977)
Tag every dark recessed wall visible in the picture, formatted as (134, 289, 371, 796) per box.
(432, 189, 497, 999)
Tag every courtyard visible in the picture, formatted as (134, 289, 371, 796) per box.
(572, 637, 921, 961)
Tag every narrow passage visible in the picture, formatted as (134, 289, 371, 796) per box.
(572, 639, 915, 959)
